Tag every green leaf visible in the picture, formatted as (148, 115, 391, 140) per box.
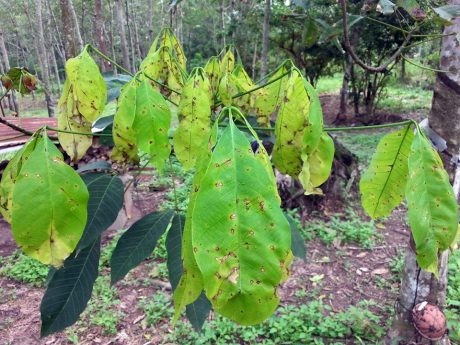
(11, 136, 89, 267)
(111, 80, 140, 164)
(166, 213, 185, 291)
(40, 237, 101, 336)
(273, 69, 310, 176)
(173, 68, 212, 170)
(302, 80, 324, 154)
(0, 137, 38, 222)
(360, 126, 413, 219)
(286, 214, 307, 261)
(77, 174, 124, 251)
(191, 118, 292, 325)
(186, 292, 212, 331)
(173, 132, 216, 321)
(110, 210, 174, 285)
(132, 80, 172, 172)
(406, 132, 459, 273)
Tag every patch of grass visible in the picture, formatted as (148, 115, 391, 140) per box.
(377, 84, 432, 114)
(19, 108, 49, 118)
(316, 74, 342, 94)
(80, 275, 123, 335)
(303, 209, 380, 249)
(333, 131, 386, 168)
(139, 291, 173, 325)
(165, 299, 384, 344)
(447, 249, 460, 341)
(0, 251, 49, 287)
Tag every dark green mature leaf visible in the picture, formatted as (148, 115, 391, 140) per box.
(111, 210, 175, 285)
(286, 215, 307, 261)
(77, 174, 124, 251)
(185, 292, 212, 331)
(360, 126, 413, 219)
(92, 115, 114, 133)
(166, 213, 185, 291)
(40, 237, 101, 336)
(104, 74, 132, 102)
(406, 132, 459, 274)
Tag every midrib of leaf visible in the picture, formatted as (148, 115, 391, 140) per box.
(371, 125, 411, 217)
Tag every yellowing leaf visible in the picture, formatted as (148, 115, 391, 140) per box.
(173, 68, 212, 170)
(191, 118, 292, 325)
(360, 126, 414, 219)
(272, 69, 310, 176)
(406, 131, 459, 274)
(11, 136, 89, 267)
(64, 47, 107, 122)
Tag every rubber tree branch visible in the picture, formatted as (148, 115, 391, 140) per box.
(339, 0, 416, 73)
(0, 116, 34, 136)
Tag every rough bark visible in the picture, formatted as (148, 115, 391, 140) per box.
(35, 0, 54, 117)
(93, 0, 111, 73)
(59, 0, 83, 59)
(115, 0, 132, 73)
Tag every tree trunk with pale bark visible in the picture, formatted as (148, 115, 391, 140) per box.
(388, 2, 460, 343)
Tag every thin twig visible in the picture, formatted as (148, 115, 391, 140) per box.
(339, 0, 416, 73)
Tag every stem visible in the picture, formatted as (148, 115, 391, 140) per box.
(324, 119, 415, 132)
(88, 45, 134, 77)
(402, 55, 449, 73)
(339, 0, 416, 73)
(44, 125, 113, 137)
(0, 116, 35, 136)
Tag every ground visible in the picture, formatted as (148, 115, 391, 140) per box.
(0, 94, 415, 345)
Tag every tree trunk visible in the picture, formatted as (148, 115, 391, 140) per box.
(35, 0, 54, 117)
(93, 0, 111, 73)
(115, 0, 132, 73)
(260, 0, 270, 78)
(60, 0, 83, 59)
(388, 2, 460, 343)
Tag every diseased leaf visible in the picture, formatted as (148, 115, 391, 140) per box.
(219, 48, 235, 75)
(11, 136, 89, 267)
(173, 125, 217, 321)
(272, 69, 310, 176)
(0, 137, 39, 222)
(302, 80, 324, 154)
(110, 210, 174, 285)
(77, 174, 124, 251)
(173, 67, 212, 170)
(64, 47, 107, 122)
(132, 80, 172, 171)
(406, 132, 459, 274)
(360, 126, 413, 219)
(204, 56, 222, 99)
(252, 64, 289, 128)
(40, 237, 101, 336)
(299, 132, 335, 195)
(191, 118, 292, 325)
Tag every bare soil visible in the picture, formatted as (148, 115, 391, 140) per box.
(0, 94, 416, 345)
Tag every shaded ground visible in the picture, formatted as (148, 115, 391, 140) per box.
(0, 94, 415, 344)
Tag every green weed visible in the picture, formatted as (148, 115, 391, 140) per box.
(0, 251, 49, 287)
(303, 210, 380, 249)
(139, 292, 173, 325)
(447, 249, 460, 341)
(164, 299, 384, 344)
